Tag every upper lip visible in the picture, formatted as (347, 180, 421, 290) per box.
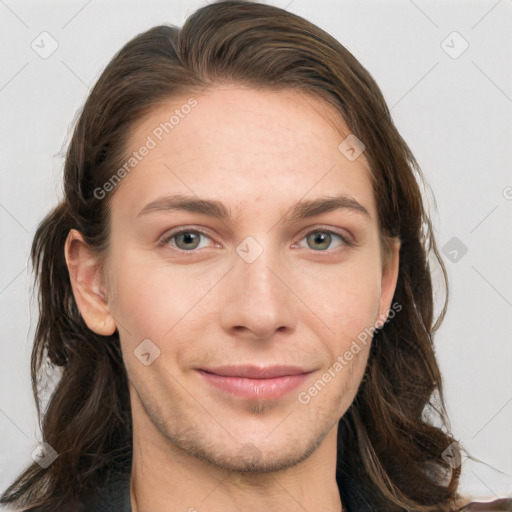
(199, 365, 312, 379)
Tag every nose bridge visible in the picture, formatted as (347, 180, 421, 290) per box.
(220, 235, 297, 338)
(241, 246, 277, 296)
(237, 237, 284, 306)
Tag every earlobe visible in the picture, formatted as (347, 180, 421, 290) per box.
(64, 229, 117, 336)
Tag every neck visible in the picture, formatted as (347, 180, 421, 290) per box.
(128, 394, 343, 512)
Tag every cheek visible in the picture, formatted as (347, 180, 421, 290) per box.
(107, 247, 223, 344)
(295, 254, 382, 348)
(107, 248, 173, 340)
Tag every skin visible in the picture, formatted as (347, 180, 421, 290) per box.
(65, 85, 400, 512)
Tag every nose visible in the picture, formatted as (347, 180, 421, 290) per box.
(219, 243, 297, 340)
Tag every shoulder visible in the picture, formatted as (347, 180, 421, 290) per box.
(456, 496, 512, 511)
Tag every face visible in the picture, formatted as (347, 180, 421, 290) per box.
(101, 85, 399, 472)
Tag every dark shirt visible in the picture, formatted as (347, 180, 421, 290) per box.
(82, 469, 512, 512)
(81, 469, 377, 511)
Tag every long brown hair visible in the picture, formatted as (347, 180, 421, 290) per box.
(1, 1, 467, 510)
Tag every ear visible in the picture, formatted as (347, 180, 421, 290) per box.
(376, 237, 401, 326)
(64, 229, 116, 336)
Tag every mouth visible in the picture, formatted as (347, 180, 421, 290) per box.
(196, 365, 314, 399)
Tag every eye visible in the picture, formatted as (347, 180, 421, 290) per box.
(296, 229, 353, 251)
(159, 227, 354, 254)
(160, 229, 214, 251)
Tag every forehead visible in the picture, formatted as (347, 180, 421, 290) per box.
(114, 86, 376, 223)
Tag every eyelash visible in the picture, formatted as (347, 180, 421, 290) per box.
(158, 226, 355, 254)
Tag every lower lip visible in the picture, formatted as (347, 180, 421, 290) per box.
(197, 370, 311, 399)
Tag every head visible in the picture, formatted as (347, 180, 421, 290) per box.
(1, 1, 463, 511)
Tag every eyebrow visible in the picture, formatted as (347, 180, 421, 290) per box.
(136, 193, 371, 223)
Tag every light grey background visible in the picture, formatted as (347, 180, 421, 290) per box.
(1, 0, 511, 503)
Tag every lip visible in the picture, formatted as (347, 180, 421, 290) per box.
(197, 365, 313, 399)
(200, 364, 310, 379)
